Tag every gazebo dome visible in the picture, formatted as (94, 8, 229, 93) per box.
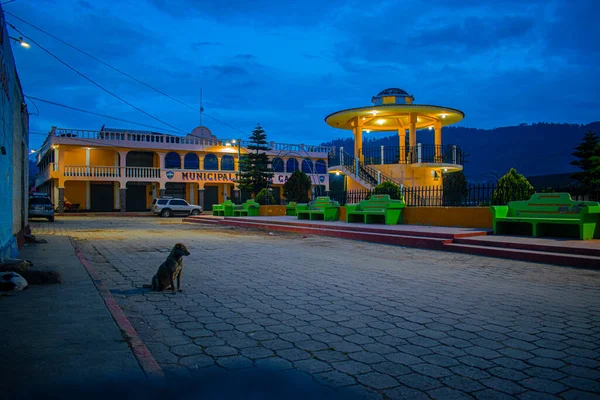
(372, 87, 414, 105)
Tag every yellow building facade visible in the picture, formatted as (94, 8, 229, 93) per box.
(34, 126, 332, 212)
(326, 88, 465, 190)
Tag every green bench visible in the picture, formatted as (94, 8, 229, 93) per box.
(212, 200, 235, 216)
(296, 197, 340, 221)
(286, 202, 297, 216)
(233, 199, 260, 216)
(346, 194, 406, 225)
(490, 193, 600, 240)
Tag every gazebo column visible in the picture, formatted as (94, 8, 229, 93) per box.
(434, 121, 442, 162)
(398, 128, 406, 163)
(409, 113, 417, 163)
(353, 118, 364, 163)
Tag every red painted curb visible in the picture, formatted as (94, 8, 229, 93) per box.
(69, 237, 164, 379)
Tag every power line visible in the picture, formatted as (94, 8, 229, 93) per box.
(25, 95, 184, 134)
(8, 24, 185, 134)
(5, 12, 250, 136)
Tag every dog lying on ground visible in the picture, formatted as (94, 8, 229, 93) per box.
(143, 243, 190, 293)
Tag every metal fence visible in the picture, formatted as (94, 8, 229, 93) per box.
(323, 184, 600, 207)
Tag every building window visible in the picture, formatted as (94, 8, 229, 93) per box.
(272, 157, 284, 172)
(165, 152, 181, 169)
(286, 158, 298, 172)
(315, 159, 327, 174)
(184, 153, 199, 170)
(302, 159, 313, 174)
(204, 154, 218, 170)
(221, 155, 234, 171)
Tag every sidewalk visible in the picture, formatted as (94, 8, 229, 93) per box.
(0, 234, 145, 395)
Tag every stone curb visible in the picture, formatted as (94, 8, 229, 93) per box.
(69, 237, 164, 379)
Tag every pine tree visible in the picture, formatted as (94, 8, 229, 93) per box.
(283, 170, 312, 203)
(570, 131, 600, 186)
(236, 124, 274, 197)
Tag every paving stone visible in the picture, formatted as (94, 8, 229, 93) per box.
(527, 357, 565, 369)
(560, 365, 600, 380)
(315, 371, 356, 388)
(239, 346, 275, 359)
(279, 332, 311, 342)
(440, 337, 473, 348)
(386, 327, 418, 339)
(517, 391, 562, 400)
(193, 336, 227, 347)
(396, 373, 443, 391)
(493, 357, 531, 371)
(523, 367, 567, 381)
(442, 374, 486, 392)
(457, 355, 495, 369)
(184, 329, 214, 339)
(254, 357, 294, 371)
(371, 361, 411, 377)
(560, 389, 600, 400)
(487, 366, 528, 381)
(247, 330, 278, 341)
(422, 354, 460, 367)
(356, 372, 399, 390)
(215, 355, 253, 369)
(473, 389, 519, 400)
(276, 347, 312, 361)
(328, 340, 363, 353)
(383, 386, 430, 400)
(428, 387, 474, 400)
(348, 351, 386, 364)
(333, 360, 373, 375)
(481, 377, 526, 395)
(498, 348, 535, 360)
(519, 377, 568, 394)
(294, 358, 333, 374)
(314, 350, 350, 363)
(464, 346, 503, 360)
(396, 344, 433, 357)
(170, 343, 204, 357)
(385, 352, 423, 366)
(410, 363, 453, 378)
(204, 345, 239, 357)
(560, 376, 600, 393)
(178, 354, 215, 369)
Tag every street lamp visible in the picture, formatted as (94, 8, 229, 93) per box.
(9, 36, 30, 48)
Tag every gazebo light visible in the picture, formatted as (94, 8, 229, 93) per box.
(372, 111, 378, 116)
(428, 126, 433, 130)
(376, 119, 385, 125)
(441, 114, 447, 119)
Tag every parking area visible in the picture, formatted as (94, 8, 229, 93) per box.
(32, 217, 600, 399)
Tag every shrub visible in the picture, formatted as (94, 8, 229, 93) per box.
(369, 181, 403, 201)
(255, 188, 276, 205)
(491, 168, 535, 205)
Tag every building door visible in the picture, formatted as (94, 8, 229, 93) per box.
(204, 186, 219, 211)
(90, 183, 114, 212)
(126, 183, 148, 211)
(165, 183, 186, 199)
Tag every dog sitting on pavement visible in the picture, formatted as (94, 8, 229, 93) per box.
(143, 243, 190, 293)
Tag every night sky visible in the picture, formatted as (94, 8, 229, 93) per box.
(5, 0, 599, 151)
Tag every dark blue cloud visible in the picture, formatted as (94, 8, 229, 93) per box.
(4, 0, 597, 153)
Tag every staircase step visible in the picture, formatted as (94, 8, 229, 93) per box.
(453, 237, 600, 258)
(182, 216, 221, 225)
(221, 219, 451, 249)
(444, 242, 600, 268)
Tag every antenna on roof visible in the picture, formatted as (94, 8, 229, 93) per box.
(200, 88, 204, 127)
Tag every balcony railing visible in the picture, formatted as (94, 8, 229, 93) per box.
(50, 128, 334, 154)
(63, 165, 161, 179)
(361, 144, 463, 166)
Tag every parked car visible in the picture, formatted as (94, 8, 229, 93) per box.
(151, 197, 203, 218)
(28, 193, 55, 222)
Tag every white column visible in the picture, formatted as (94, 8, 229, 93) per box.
(86, 148, 90, 174)
(53, 147, 59, 171)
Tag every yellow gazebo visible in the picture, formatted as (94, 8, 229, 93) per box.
(325, 88, 465, 188)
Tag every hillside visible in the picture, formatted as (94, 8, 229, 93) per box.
(321, 122, 600, 182)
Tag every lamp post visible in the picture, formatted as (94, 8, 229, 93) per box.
(9, 36, 30, 48)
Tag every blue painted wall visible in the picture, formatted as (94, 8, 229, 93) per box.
(0, 5, 29, 261)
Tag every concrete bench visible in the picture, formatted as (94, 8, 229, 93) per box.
(296, 197, 340, 221)
(346, 194, 406, 225)
(212, 200, 235, 216)
(490, 193, 600, 240)
(232, 199, 260, 217)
